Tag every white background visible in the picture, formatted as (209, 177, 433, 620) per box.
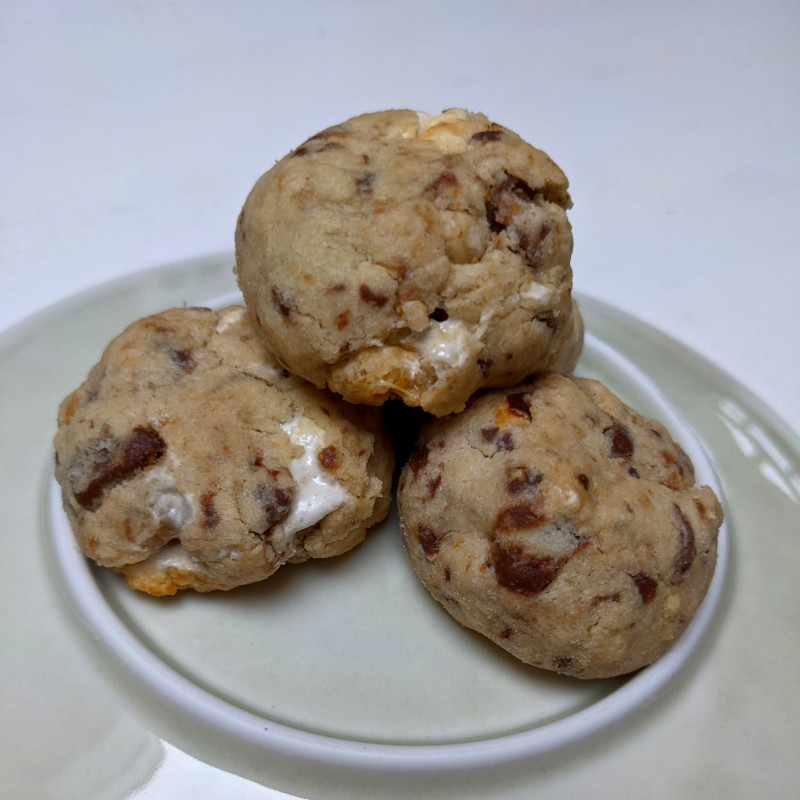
(2, 3, 798, 797)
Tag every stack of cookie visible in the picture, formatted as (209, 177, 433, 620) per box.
(54, 109, 722, 678)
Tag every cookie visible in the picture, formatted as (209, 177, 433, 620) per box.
(54, 306, 394, 595)
(235, 108, 582, 417)
(397, 373, 722, 679)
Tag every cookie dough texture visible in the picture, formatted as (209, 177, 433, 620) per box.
(397, 373, 722, 679)
(54, 306, 394, 595)
(235, 108, 582, 417)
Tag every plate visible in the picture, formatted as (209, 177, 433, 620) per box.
(2, 253, 799, 799)
(45, 328, 729, 763)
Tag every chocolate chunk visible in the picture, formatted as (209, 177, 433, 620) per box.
(417, 525, 441, 556)
(497, 431, 515, 451)
(485, 174, 538, 233)
(429, 307, 449, 322)
(631, 573, 658, 604)
(200, 490, 220, 529)
(73, 427, 166, 511)
(604, 422, 634, 459)
(271, 287, 293, 318)
(256, 484, 292, 528)
(481, 426, 499, 442)
(335, 310, 350, 330)
(425, 170, 459, 200)
(505, 392, 532, 421)
(591, 592, 622, 607)
(170, 347, 195, 373)
(355, 172, 375, 196)
(491, 542, 561, 595)
(672, 505, 696, 582)
(515, 225, 551, 269)
(577, 473, 590, 490)
(506, 466, 543, 494)
(470, 129, 503, 144)
(317, 445, 340, 471)
(495, 503, 544, 532)
(426, 473, 442, 499)
(358, 284, 389, 307)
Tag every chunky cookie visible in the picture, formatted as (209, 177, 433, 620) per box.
(235, 108, 582, 417)
(397, 373, 722, 679)
(54, 306, 394, 595)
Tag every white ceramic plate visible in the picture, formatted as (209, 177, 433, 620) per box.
(2, 254, 798, 799)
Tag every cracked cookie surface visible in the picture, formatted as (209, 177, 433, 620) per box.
(235, 108, 582, 417)
(397, 373, 722, 678)
(54, 306, 394, 595)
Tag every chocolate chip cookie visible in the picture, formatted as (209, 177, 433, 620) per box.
(235, 108, 582, 417)
(54, 306, 394, 595)
(397, 373, 722, 679)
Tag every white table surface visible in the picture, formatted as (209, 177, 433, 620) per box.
(2, 2, 799, 798)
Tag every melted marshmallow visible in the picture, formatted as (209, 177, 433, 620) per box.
(277, 416, 350, 539)
(521, 282, 554, 305)
(215, 306, 247, 333)
(142, 543, 198, 572)
(415, 108, 469, 136)
(413, 109, 471, 153)
(145, 464, 193, 530)
(407, 319, 481, 378)
(151, 490, 193, 530)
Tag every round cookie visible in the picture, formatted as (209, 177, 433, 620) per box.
(54, 306, 394, 595)
(397, 373, 722, 679)
(235, 108, 582, 417)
